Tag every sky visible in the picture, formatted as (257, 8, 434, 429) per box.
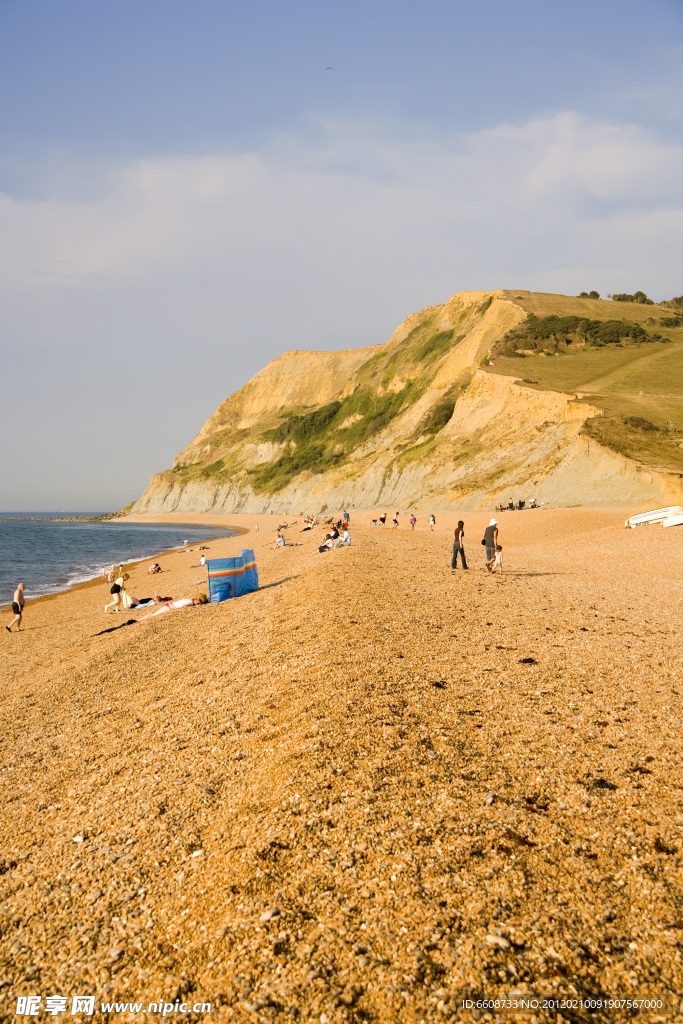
(1, 0, 682, 510)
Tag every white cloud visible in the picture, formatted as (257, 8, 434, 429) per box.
(1, 110, 682, 311)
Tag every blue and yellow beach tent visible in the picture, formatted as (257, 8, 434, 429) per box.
(206, 549, 259, 603)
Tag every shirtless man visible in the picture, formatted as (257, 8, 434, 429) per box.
(6, 583, 25, 632)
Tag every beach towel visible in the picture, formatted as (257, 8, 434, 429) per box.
(207, 551, 259, 603)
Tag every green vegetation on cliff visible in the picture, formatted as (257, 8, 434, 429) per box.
(494, 314, 663, 358)
(251, 382, 425, 492)
(246, 311, 487, 493)
(583, 415, 683, 475)
(490, 297, 683, 475)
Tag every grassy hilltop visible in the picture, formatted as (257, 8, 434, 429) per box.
(132, 290, 683, 513)
(491, 291, 683, 476)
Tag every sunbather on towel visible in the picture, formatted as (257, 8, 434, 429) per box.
(137, 593, 209, 620)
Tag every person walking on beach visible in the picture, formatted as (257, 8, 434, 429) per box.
(451, 521, 468, 570)
(490, 544, 504, 574)
(343, 510, 350, 526)
(379, 512, 387, 526)
(6, 583, 25, 632)
(104, 576, 125, 613)
(410, 514, 417, 530)
(429, 514, 436, 531)
(483, 519, 499, 570)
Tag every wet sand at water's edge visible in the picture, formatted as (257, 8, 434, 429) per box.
(2, 508, 683, 1022)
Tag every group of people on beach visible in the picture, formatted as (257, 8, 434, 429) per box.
(496, 496, 538, 511)
(317, 524, 351, 552)
(104, 573, 209, 615)
(371, 512, 437, 530)
(5, 506, 507, 637)
(450, 518, 502, 574)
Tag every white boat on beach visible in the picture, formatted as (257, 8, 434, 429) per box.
(625, 506, 683, 528)
(662, 513, 683, 529)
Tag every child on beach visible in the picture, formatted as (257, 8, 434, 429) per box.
(490, 544, 503, 574)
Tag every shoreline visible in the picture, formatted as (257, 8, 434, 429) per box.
(1, 501, 670, 613)
(0, 517, 248, 612)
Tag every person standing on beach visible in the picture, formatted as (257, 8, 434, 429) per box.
(483, 519, 499, 570)
(104, 576, 125, 613)
(410, 514, 417, 530)
(392, 511, 400, 528)
(6, 583, 25, 632)
(429, 514, 436, 531)
(451, 521, 467, 570)
(379, 512, 387, 526)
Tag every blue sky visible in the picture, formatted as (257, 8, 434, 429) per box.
(1, 0, 682, 508)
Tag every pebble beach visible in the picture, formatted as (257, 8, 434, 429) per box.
(2, 508, 683, 1023)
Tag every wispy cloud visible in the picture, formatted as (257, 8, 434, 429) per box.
(1, 112, 681, 325)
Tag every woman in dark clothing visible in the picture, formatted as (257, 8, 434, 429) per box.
(451, 520, 468, 570)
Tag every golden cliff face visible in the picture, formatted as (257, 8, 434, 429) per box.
(179, 345, 383, 466)
(132, 290, 683, 513)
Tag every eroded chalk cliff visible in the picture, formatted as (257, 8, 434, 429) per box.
(132, 290, 683, 513)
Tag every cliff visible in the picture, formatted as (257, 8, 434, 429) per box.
(132, 289, 683, 513)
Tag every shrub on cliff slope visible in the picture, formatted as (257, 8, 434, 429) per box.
(494, 314, 663, 357)
(610, 291, 654, 304)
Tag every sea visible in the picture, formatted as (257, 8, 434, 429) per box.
(0, 514, 238, 605)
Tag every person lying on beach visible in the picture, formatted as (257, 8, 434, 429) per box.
(136, 594, 209, 619)
(6, 583, 25, 633)
(115, 594, 171, 611)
